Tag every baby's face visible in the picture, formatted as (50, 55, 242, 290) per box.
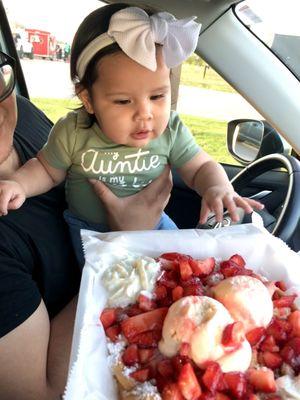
(86, 47, 171, 147)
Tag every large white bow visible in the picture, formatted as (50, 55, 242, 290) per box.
(76, 7, 201, 79)
(108, 7, 201, 71)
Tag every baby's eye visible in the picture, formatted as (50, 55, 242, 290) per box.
(114, 99, 131, 105)
(150, 94, 165, 101)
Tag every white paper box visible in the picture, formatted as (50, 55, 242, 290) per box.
(64, 224, 300, 400)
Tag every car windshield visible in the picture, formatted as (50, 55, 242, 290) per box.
(236, 0, 300, 80)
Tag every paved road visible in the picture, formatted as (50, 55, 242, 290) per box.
(21, 59, 262, 121)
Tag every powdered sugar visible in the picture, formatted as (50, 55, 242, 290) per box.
(123, 381, 162, 399)
(107, 338, 126, 367)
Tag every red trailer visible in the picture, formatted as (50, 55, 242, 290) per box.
(25, 28, 57, 60)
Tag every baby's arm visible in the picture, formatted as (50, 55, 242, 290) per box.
(177, 151, 263, 224)
(0, 153, 66, 215)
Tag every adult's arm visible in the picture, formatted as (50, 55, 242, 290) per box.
(90, 166, 172, 231)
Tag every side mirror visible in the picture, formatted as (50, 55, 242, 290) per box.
(227, 119, 285, 165)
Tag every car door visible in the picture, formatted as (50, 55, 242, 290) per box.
(165, 1, 300, 251)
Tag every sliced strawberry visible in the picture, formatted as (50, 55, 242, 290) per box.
(138, 348, 154, 364)
(157, 257, 178, 271)
(172, 286, 184, 301)
(183, 284, 204, 297)
(262, 351, 283, 369)
(157, 359, 174, 378)
(159, 252, 191, 262)
(266, 317, 292, 342)
(120, 307, 168, 340)
(138, 293, 157, 311)
(179, 260, 193, 281)
(154, 285, 168, 300)
(125, 304, 143, 317)
(220, 264, 243, 278)
(178, 363, 202, 400)
(156, 373, 172, 392)
(288, 310, 300, 338)
(199, 393, 215, 400)
(162, 382, 184, 400)
(122, 344, 139, 366)
(245, 395, 260, 400)
(130, 330, 161, 347)
(216, 394, 231, 400)
(280, 337, 300, 371)
(275, 280, 288, 291)
(273, 294, 297, 308)
(260, 335, 280, 352)
(130, 368, 150, 382)
(246, 327, 266, 347)
(229, 254, 246, 267)
(158, 296, 174, 307)
(100, 308, 117, 329)
(180, 342, 190, 357)
(223, 372, 247, 398)
(172, 355, 189, 376)
(105, 324, 121, 342)
(220, 259, 255, 279)
(158, 270, 179, 289)
(247, 368, 276, 393)
(222, 321, 244, 349)
(189, 257, 215, 277)
(202, 361, 224, 394)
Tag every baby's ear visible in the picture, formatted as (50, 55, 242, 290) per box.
(76, 85, 94, 114)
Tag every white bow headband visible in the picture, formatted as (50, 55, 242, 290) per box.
(76, 7, 201, 79)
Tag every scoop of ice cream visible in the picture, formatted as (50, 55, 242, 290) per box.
(211, 275, 273, 332)
(218, 339, 252, 372)
(158, 296, 251, 371)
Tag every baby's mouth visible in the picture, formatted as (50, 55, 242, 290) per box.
(131, 130, 151, 140)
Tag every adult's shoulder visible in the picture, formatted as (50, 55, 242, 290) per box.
(14, 96, 53, 160)
(16, 95, 53, 139)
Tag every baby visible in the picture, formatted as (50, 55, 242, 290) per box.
(0, 4, 262, 266)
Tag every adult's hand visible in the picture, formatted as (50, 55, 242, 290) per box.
(89, 166, 172, 231)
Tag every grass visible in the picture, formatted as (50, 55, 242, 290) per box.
(32, 97, 80, 122)
(180, 114, 237, 165)
(180, 63, 236, 93)
(31, 98, 237, 165)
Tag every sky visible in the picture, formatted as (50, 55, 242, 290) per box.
(4, 0, 105, 43)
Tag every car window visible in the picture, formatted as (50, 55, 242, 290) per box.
(236, 0, 300, 80)
(3, 0, 103, 109)
(177, 55, 263, 165)
(4, 0, 276, 167)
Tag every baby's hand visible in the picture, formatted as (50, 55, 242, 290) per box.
(0, 180, 26, 216)
(199, 185, 264, 224)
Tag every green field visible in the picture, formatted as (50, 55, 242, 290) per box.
(181, 63, 236, 93)
(31, 97, 236, 165)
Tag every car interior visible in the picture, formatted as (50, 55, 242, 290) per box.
(1, 0, 300, 251)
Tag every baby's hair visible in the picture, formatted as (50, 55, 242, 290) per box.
(70, 3, 163, 126)
(70, 3, 154, 93)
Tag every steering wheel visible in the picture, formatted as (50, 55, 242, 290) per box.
(200, 154, 300, 243)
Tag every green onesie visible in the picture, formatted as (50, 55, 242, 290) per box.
(40, 109, 201, 224)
